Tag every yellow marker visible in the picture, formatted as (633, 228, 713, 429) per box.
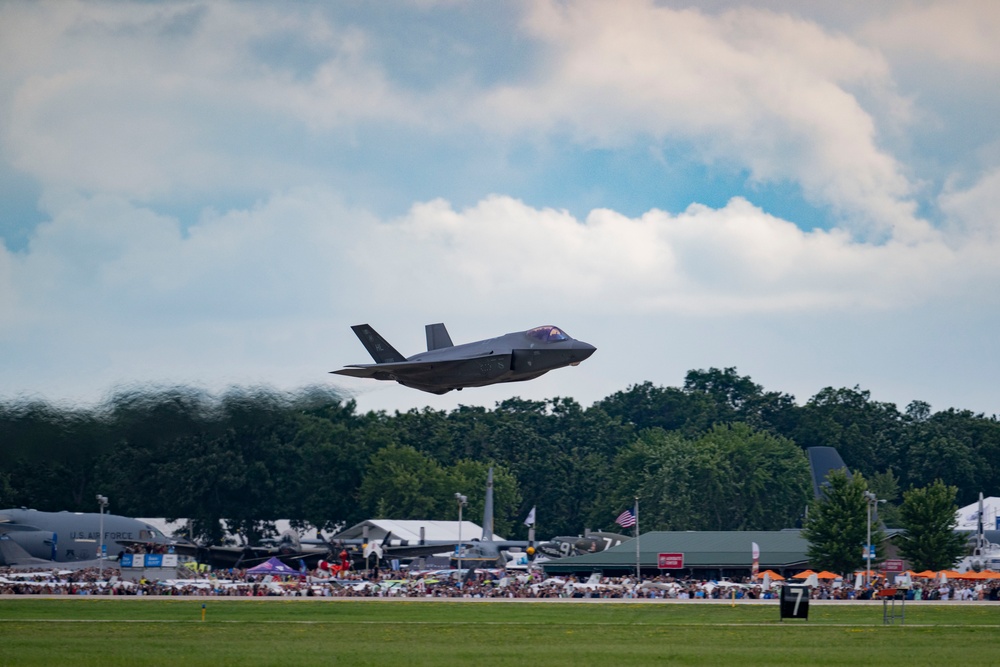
(201, 603, 206, 622)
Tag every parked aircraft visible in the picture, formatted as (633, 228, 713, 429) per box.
(168, 528, 461, 570)
(333, 323, 595, 394)
(0, 508, 180, 567)
(536, 532, 629, 560)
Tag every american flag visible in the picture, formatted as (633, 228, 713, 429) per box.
(615, 508, 636, 528)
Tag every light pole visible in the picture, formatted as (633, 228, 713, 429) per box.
(454, 493, 467, 575)
(96, 494, 109, 580)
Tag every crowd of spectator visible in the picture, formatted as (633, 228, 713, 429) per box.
(2, 565, 999, 600)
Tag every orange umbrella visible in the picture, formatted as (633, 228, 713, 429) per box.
(913, 570, 937, 578)
(815, 571, 840, 579)
(938, 569, 962, 579)
(755, 570, 785, 581)
(792, 570, 816, 579)
(962, 570, 999, 580)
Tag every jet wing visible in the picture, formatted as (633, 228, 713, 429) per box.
(382, 543, 467, 560)
(0, 515, 38, 533)
(0, 537, 55, 567)
(332, 355, 512, 379)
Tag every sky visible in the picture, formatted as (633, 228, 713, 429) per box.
(1, 0, 999, 417)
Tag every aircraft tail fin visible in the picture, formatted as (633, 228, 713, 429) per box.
(482, 467, 494, 542)
(425, 323, 454, 351)
(350, 324, 405, 364)
(806, 447, 850, 500)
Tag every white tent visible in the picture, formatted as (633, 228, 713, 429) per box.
(332, 520, 504, 545)
(954, 497, 1000, 531)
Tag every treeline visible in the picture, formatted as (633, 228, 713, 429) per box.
(1, 369, 997, 544)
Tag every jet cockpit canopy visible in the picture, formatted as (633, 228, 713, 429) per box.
(526, 326, 569, 342)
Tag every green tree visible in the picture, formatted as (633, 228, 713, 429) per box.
(802, 470, 884, 576)
(358, 444, 449, 518)
(896, 480, 968, 571)
(868, 469, 902, 528)
(601, 424, 810, 532)
(792, 386, 903, 477)
(691, 423, 810, 530)
(594, 381, 720, 438)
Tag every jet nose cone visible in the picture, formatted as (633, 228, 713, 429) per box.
(570, 340, 596, 364)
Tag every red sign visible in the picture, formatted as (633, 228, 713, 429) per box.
(657, 553, 684, 569)
(883, 559, 904, 572)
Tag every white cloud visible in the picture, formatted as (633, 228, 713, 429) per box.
(0, 2, 421, 199)
(2, 187, 994, 335)
(379, 194, 973, 313)
(940, 169, 1000, 240)
(861, 1, 1000, 67)
(470, 0, 929, 240)
(0, 0, 950, 243)
(1, 186, 998, 412)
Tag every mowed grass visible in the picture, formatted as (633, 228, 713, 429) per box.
(0, 599, 996, 666)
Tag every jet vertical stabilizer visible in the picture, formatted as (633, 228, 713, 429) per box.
(350, 324, 405, 363)
(806, 447, 851, 500)
(482, 467, 494, 542)
(425, 323, 454, 351)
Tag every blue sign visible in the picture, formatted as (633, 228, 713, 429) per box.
(145, 554, 163, 568)
(120, 554, 134, 568)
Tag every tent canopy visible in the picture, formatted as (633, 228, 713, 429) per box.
(246, 557, 301, 576)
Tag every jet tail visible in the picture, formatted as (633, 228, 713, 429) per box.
(425, 323, 454, 351)
(350, 324, 405, 364)
(482, 467, 494, 542)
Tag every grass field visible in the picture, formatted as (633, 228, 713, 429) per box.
(0, 598, 996, 666)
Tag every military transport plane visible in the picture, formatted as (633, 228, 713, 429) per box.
(332, 323, 595, 394)
(0, 508, 180, 567)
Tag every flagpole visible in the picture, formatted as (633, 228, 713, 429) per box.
(634, 496, 640, 581)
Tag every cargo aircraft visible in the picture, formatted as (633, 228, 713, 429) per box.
(332, 323, 595, 394)
(0, 508, 180, 567)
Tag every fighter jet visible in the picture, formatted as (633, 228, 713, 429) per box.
(332, 323, 595, 394)
(0, 508, 182, 567)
